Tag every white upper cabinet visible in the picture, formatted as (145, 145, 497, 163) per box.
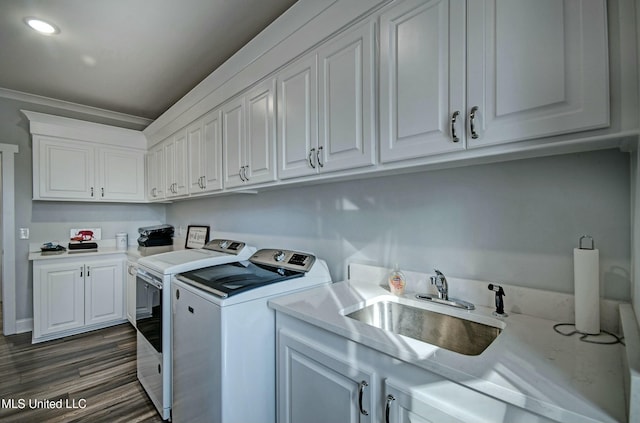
(26, 111, 147, 203)
(278, 19, 376, 179)
(147, 143, 165, 200)
(380, 0, 609, 163)
(99, 147, 145, 201)
(224, 79, 277, 189)
(188, 109, 223, 195)
(35, 136, 145, 202)
(465, 0, 609, 147)
(277, 54, 318, 179)
(164, 129, 189, 198)
(380, 0, 465, 162)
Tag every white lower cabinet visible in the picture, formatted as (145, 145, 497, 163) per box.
(33, 256, 125, 343)
(278, 330, 374, 423)
(276, 313, 555, 423)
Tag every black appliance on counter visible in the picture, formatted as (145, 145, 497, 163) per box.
(138, 224, 174, 247)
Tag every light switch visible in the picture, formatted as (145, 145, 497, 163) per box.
(19, 228, 30, 240)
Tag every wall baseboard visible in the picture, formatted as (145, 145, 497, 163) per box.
(15, 318, 33, 334)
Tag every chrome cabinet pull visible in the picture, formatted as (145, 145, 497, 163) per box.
(385, 395, 396, 423)
(151, 187, 157, 197)
(317, 146, 324, 168)
(358, 380, 369, 416)
(90, 187, 94, 197)
(451, 111, 460, 143)
(80, 267, 83, 277)
(86, 266, 90, 277)
(243, 166, 250, 181)
(239, 168, 245, 182)
(101, 187, 105, 197)
(469, 106, 479, 139)
(308, 148, 316, 169)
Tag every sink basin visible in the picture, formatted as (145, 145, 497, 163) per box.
(345, 300, 502, 356)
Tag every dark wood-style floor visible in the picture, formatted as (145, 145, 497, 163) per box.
(0, 303, 163, 422)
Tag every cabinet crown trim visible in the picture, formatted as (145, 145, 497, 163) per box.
(22, 110, 147, 150)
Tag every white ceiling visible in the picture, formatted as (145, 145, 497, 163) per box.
(0, 0, 297, 121)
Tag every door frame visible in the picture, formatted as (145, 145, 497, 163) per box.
(1, 143, 19, 335)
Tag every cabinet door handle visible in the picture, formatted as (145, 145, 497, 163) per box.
(80, 267, 83, 277)
(86, 266, 90, 277)
(357, 380, 369, 416)
(317, 146, 324, 168)
(451, 111, 460, 143)
(469, 106, 480, 139)
(243, 165, 250, 181)
(308, 148, 316, 169)
(239, 167, 245, 182)
(101, 187, 105, 197)
(90, 187, 94, 197)
(385, 395, 396, 423)
(151, 187, 157, 197)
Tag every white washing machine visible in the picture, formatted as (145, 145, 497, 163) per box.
(171, 248, 332, 423)
(135, 239, 255, 420)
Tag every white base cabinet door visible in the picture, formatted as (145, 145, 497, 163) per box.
(33, 257, 126, 343)
(278, 330, 373, 423)
(126, 261, 137, 327)
(84, 259, 124, 326)
(33, 262, 85, 339)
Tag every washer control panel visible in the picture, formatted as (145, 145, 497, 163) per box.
(203, 239, 247, 255)
(250, 249, 316, 273)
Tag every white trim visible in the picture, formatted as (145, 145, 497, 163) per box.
(15, 318, 33, 334)
(1, 143, 18, 335)
(22, 110, 147, 149)
(0, 87, 152, 128)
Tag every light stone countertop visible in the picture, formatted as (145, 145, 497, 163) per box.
(269, 278, 626, 423)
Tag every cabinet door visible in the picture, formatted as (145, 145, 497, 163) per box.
(466, 0, 609, 147)
(277, 54, 318, 180)
(34, 262, 84, 338)
(165, 130, 189, 197)
(318, 19, 375, 173)
(187, 120, 205, 193)
(99, 147, 145, 201)
(379, 0, 465, 163)
(384, 380, 466, 423)
(126, 261, 137, 327)
(223, 96, 246, 188)
(36, 136, 96, 199)
(147, 144, 165, 200)
(202, 109, 223, 193)
(278, 331, 373, 423)
(85, 259, 124, 326)
(245, 79, 277, 185)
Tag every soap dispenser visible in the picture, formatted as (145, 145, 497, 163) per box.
(388, 264, 406, 296)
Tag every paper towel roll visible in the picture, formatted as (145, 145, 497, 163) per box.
(573, 248, 600, 334)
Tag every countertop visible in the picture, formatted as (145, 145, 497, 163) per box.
(28, 245, 175, 261)
(269, 279, 626, 423)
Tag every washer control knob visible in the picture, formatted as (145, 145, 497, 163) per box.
(219, 240, 229, 249)
(274, 250, 286, 262)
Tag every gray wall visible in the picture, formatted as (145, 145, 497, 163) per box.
(0, 96, 166, 320)
(167, 149, 631, 301)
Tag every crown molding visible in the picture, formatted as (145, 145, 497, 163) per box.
(0, 87, 153, 129)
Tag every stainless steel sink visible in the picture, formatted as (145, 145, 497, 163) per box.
(346, 300, 502, 356)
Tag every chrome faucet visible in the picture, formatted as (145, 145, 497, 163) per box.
(430, 269, 448, 300)
(417, 269, 475, 310)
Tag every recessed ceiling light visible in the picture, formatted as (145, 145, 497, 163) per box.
(24, 18, 59, 35)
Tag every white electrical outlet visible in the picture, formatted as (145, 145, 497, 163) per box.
(19, 228, 29, 240)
